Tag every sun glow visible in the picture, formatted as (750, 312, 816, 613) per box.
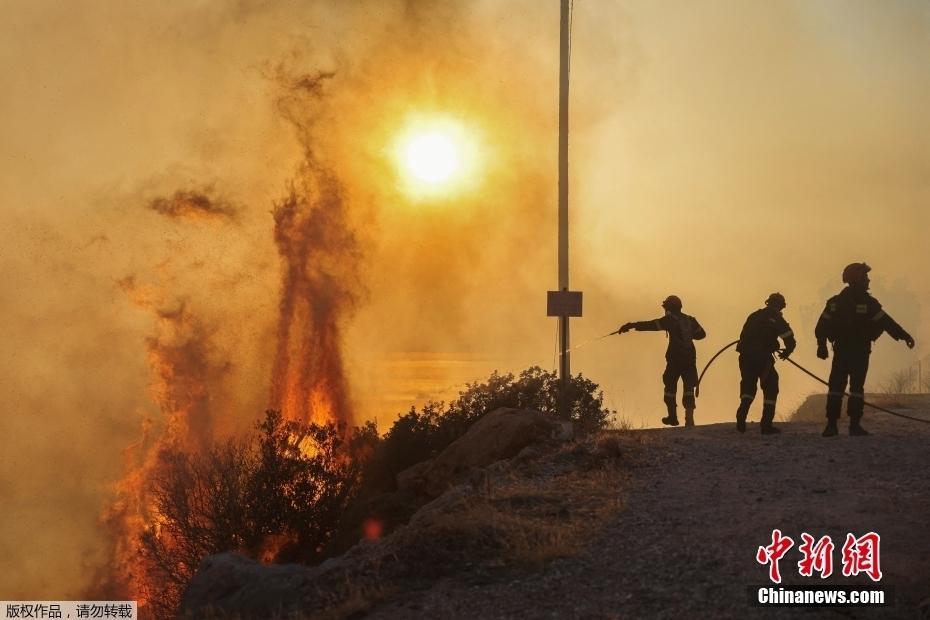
(393, 116, 480, 199)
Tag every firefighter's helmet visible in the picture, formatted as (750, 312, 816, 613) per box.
(661, 295, 683, 312)
(765, 292, 786, 309)
(842, 262, 871, 285)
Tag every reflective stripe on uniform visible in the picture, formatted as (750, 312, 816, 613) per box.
(849, 392, 864, 399)
(820, 312, 832, 320)
(779, 329, 794, 339)
(827, 391, 844, 397)
(763, 399, 777, 405)
(655, 320, 663, 329)
(663, 391, 676, 398)
(856, 304, 868, 314)
(740, 394, 754, 400)
(872, 310, 886, 322)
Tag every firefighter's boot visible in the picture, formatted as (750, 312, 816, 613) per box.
(849, 418, 870, 436)
(760, 403, 780, 435)
(735, 401, 750, 433)
(822, 418, 839, 438)
(684, 408, 695, 428)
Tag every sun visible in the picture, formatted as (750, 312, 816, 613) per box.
(392, 116, 480, 199)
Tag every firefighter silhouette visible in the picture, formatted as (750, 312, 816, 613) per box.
(619, 295, 706, 427)
(735, 293, 797, 435)
(815, 263, 915, 437)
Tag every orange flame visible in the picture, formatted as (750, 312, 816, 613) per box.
(89, 282, 231, 616)
(268, 171, 359, 426)
(95, 72, 364, 617)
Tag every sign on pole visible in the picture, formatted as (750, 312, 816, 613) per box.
(547, 290, 583, 317)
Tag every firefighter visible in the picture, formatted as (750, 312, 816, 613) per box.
(815, 263, 915, 437)
(619, 295, 706, 427)
(735, 293, 796, 435)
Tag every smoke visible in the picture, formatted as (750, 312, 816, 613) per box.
(86, 60, 365, 614)
(147, 188, 237, 222)
(1, 0, 928, 603)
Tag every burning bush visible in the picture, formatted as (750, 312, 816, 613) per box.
(128, 368, 611, 617)
(138, 410, 377, 618)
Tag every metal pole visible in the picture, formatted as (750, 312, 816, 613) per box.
(558, 0, 571, 417)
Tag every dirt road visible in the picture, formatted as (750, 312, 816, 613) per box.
(371, 414, 930, 619)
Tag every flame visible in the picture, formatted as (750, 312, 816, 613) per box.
(268, 168, 360, 426)
(88, 280, 232, 615)
(93, 69, 365, 618)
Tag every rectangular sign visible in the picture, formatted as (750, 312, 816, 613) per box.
(547, 290, 583, 317)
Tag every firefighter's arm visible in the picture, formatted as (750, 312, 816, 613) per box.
(814, 302, 832, 359)
(619, 317, 667, 333)
(778, 318, 796, 359)
(691, 317, 707, 340)
(875, 308, 915, 348)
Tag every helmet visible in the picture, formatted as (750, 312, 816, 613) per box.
(842, 262, 871, 285)
(661, 295, 682, 312)
(765, 292, 786, 310)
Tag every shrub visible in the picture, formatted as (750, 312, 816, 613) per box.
(138, 410, 377, 617)
(374, 367, 614, 486)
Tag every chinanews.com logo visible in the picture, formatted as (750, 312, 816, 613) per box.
(749, 529, 894, 608)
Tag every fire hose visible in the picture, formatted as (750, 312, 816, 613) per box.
(696, 340, 930, 424)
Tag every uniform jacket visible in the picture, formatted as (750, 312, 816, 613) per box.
(629, 312, 706, 362)
(737, 308, 796, 359)
(815, 286, 910, 353)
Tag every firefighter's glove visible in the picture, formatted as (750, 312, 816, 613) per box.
(904, 335, 915, 349)
(816, 342, 829, 360)
(619, 323, 633, 334)
(778, 348, 792, 360)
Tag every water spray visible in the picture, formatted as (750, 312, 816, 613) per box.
(561, 329, 620, 355)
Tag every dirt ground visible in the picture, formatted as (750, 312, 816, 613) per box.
(368, 412, 930, 619)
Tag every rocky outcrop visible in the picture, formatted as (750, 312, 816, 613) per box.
(396, 407, 562, 497)
(179, 552, 308, 618)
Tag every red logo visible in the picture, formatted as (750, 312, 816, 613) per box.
(758, 530, 881, 583)
(841, 532, 882, 582)
(756, 529, 795, 584)
(797, 533, 835, 578)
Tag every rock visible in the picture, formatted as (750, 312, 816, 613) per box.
(179, 552, 313, 618)
(396, 408, 559, 497)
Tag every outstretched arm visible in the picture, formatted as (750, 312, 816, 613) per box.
(875, 308, 915, 348)
(619, 317, 667, 333)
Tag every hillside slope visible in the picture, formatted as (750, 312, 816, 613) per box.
(371, 413, 930, 619)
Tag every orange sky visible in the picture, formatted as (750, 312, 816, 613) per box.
(1, 0, 928, 598)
